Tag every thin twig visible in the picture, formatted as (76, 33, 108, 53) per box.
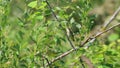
(65, 31, 76, 50)
(103, 6, 120, 29)
(44, 0, 76, 50)
(80, 22, 120, 47)
(80, 57, 85, 68)
(47, 48, 76, 66)
(44, 0, 59, 21)
(44, 57, 52, 68)
(95, 23, 120, 38)
(43, 55, 52, 68)
(42, 58, 46, 68)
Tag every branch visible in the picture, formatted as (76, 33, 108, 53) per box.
(43, 55, 52, 68)
(48, 48, 77, 66)
(103, 6, 120, 29)
(42, 57, 45, 68)
(79, 23, 120, 47)
(44, 0, 59, 21)
(94, 23, 120, 38)
(79, 56, 85, 68)
(45, 0, 76, 50)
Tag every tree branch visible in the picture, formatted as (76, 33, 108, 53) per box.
(45, 0, 76, 50)
(43, 55, 52, 68)
(44, 0, 59, 21)
(79, 56, 86, 68)
(103, 6, 120, 29)
(79, 23, 120, 47)
(42, 57, 45, 68)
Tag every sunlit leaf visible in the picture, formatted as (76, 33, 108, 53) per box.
(108, 33, 119, 42)
(28, 1, 37, 8)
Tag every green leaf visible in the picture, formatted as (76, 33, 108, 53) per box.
(108, 33, 119, 42)
(35, 16, 43, 20)
(28, 1, 37, 8)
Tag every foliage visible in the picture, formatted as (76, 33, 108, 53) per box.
(0, 0, 120, 68)
(86, 39, 120, 68)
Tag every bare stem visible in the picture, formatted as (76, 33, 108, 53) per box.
(44, 0, 59, 21)
(103, 6, 120, 29)
(45, 0, 76, 50)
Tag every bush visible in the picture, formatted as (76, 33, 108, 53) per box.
(0, 0, 120, 68)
